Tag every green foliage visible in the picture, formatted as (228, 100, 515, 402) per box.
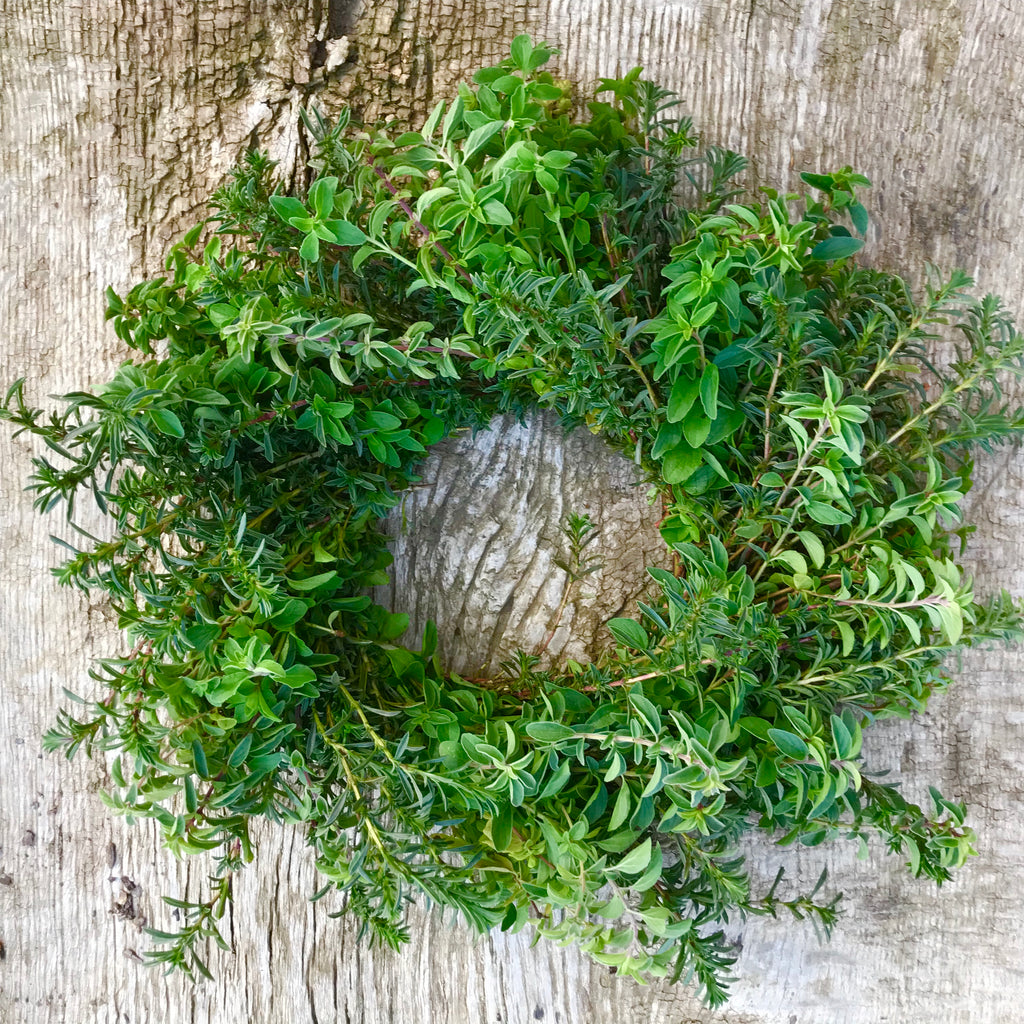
(5, 35, 1024, 1005)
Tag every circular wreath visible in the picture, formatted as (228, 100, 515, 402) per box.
(6, 36, 1023, 1006)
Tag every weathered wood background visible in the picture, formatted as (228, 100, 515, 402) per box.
(2, 2, 1023, 1021)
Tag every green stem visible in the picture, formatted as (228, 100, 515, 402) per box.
(546, 193, 577, 274)
(619, 344, 661, 410)
(751, 422, 830, 585)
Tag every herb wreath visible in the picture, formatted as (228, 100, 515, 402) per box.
(5, 36, 1024, 1006)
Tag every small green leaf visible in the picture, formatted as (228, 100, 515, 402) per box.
(629, 693, 661, 733)
(530, 82, 564, 102)
(183, 623, 220, 649)
(633, 842, 664, 892)
(182, 222, 204, 248)
(287, 571, 340, 591)
(608, 618, 648, 649)
(611, 837, 653, 876)
(594, 895, 626, 919)
(681, 405, 711, 448)
(830, 714, 854, 759)
(690, 301, 717, 328)
(699, 363, 720, 419)
(797, 530, 826, 569)
(805, 501, 852, 525)
(300, 232, 320, 261)
(381, 612, 410, 641)
(228, 733, 253, 768)
(421, 619, 438, 658)
(768, 729, 808, 759)
(510, 34, 533, 70)
(308, 177, 339, 219)
(937, 600, 964, 644)
(441, 96, 464, 145)
(538, 759, 572, 799)
(543, 150, 576, 171)
(525, 721, 577, 743)
(186, 388, 230, 406)
(270, 195, 307, 222)
(423, 99, 445, 137)
(850, 201, 869, 235)
(774, 550, 808, 575)
(801, 172, 835, 191)
(755, 755, 778, 786)
(640, 757, 667, 798)
(535, 168, 559, 192)
(666, 373, 700, 423)
(491, 803, 512, 851)
(364, 409, 401, 429)
(463, 120, 505, 161)
(811, 235, 864, 261)
(268, 599, 308, 629)
(183, 775, 198, 813)
(481, 199, 513, 226)
(603, 752, 627, 783)
(191, 740, 209, 778)
(662, 444, 703, 484)
(326, 219, 366, 246)
(651, 420, 683, 459)
(150, 408, 184, 438)
(282, 664, 317, 687)
(738, 717, 772, 741)
(836, 619, 855, 656)
(608, 784, 632, 830)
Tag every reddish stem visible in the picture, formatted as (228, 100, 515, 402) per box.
(234, 400, 308, 434)
(365, 156, 476, 288)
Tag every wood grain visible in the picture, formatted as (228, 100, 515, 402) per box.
(2, 2, 1023, 1021)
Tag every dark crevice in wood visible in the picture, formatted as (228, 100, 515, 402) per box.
(327, 0, 362, 38)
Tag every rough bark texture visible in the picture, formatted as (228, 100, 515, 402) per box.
(2, 2, 1024, 1022)
(375, 413, 670, 675)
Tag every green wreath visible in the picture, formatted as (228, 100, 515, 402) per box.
(6, 36, 1024, 1006)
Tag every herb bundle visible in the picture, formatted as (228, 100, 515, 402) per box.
(5, 36, 1024, 1006)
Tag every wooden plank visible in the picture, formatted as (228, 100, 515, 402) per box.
(2, 2, 1023, 1021)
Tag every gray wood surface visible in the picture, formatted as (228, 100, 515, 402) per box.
(2, 2, 1023, 1021)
